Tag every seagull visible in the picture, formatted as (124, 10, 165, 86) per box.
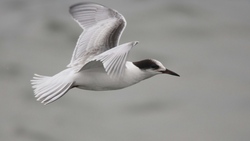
(31, 2, 179, 105)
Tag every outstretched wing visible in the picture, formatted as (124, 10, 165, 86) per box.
(81, 41, 139, 78)
(68, 2, 126, 67)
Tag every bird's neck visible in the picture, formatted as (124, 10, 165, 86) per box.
(124, 62, 154, 83)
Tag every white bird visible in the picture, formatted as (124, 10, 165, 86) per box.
(31, 2, 179, 105)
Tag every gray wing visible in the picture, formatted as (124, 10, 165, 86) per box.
(68, 2, 126, 67)
(81, 41, 139, 78)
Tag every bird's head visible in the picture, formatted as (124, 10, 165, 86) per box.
(133, 59, 180, 77)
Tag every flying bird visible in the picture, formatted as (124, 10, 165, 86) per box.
(31, 2, 179, 105)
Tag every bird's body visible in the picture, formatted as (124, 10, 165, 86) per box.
(74, 62, 148, 91)
(31, 2, 179, 105)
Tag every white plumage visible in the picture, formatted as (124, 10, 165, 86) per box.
(31, 2, 179, 105)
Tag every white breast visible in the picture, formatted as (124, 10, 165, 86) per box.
(73, 62, 146, 91)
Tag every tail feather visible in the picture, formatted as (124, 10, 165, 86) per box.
(42, 83, 72, 104)
(31, 69, 74, 105)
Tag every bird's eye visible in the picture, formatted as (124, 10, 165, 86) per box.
(151, 65, 159, 69)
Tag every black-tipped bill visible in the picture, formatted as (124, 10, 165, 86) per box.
(160, 69, 180, 77)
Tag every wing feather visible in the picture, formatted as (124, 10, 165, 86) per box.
(68, 2, 126, 67)
(81, 41, 139, 78)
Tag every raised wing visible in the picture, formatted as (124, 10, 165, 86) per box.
(68, 2, 126, 67)
(81, 41, 139, 78)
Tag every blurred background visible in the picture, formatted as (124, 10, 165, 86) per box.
(1, 0, 250, 141)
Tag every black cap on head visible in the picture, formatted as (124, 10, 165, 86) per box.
(133, 59, 160, 70)
(133, 59, 180, 77)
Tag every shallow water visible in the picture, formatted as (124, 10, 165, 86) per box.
(1, 0, 250, 141)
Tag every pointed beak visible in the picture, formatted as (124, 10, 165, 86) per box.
(160, 68, 180, 77)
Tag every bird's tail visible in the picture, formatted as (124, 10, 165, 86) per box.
(31, 69, 74, 105)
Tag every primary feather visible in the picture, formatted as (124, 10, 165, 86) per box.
(68, 2, 127, 68)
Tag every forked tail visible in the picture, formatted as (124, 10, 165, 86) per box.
(31, 69, 74, 105)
